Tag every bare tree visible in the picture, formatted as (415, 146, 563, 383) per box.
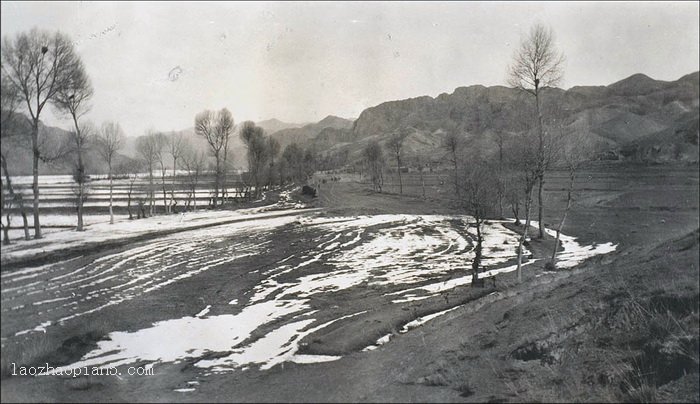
(303, 147, 317, 182)
(413, 153, 429, 199)
(387, 130, 409, 194)
(240, 121, 270, 199)
(95, 121, 125, 224)
(65, 121, 94, 231)
(505, 129, 541, 283)
(549, 131, 594, 268)
(504, 172, 522, 226)
(282, 143, 305, 185)
(195, 108, 234, 206)
(153, 132, 169, 214)
(458, 158, 498, 283)
(114, 158, 141, 220)
(54, 60, 94, 231)
(1, 69, 30, 242)
(441, 131, 465, 197)
(136, 131, 160, 217)
(181, 144, 206, 211)
(2, 29, 85, 238)
(508, 23, 565, 239)
(363, 140, 385, 193)
(493, 130, 511, 218)
(167, 131, 185, 213)
(267, 136, 281, 187)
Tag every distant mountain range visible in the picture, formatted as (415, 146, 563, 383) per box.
(3, 71, 698, 176)
(328, 71, 699, 163)
(269, 115, 355, 150)
(255, 118, 306, 135)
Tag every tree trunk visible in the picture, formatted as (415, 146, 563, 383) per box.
(108, 162, 114, 224)
(127, 192, 132, 219)
(534, 85, 546, 240)
(19, 197, 29, 240)
(397, 154, 402, 194)
(31, 120, 42, 239)
(2, 221, 9, 245)
(161, 168, 167, 214)
(537, 175, 545, 239)
(516, 185, 534, 283)
(1, 155, 14, 244)
(222, 152, 228, 203)
(76, 169, 84, 231)
(452, 153, 460, 198)
(71, 114, 85, 232)
(193, 181, 198, 211)
(213, 153, 220, 207)
(171, 156, 177, 213)
(497, 148, 504, 218)
(551, 169, 575, 264)
(473, 219, 482, 280)
(77, 197, 84, 231)
(498, 186, 504, 218)
(149, 169, 154, 216)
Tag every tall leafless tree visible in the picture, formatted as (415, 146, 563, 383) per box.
(267, 136, 281, 187)
(441, 131, 465, 197)
(195, 108, 234, 206)
(492, 130, 511, 218)
(505, 129, 541, 283)
(549, 131, 594, 268)
(136, 131, 160, 217)
(387, 130, 409, 194)
(363, 140, 385, 193)
(167, 131, 185, 213)
(181, 144, 206, 211)
(114, 157, 141, 220)
(458, 157, 498, 283)
(54, 60, 94, 231)
(1, 68, 31, 243)
(95, 121, 125, 224)
(240, 121, 270, 199)
(2, 29, 85, 238)
(508, 23, 565, 239)
(65, 121, 94, 231)
(413, 153, 429, 200)
(152, 132, 169, 214)
(282, 143, 305, 185)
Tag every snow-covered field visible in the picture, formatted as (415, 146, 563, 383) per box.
(2, 174, 265, 240)
(2, 212, 618, 383)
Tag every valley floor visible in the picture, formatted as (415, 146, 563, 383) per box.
(1, 162, 698, 402)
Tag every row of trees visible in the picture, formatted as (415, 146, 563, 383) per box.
(2, 29, 87, 239)
(1, 27, 133, 240)
(0, 29, 316, 244)
(238, 120, 318, 197)
(358, 24, 589, 277)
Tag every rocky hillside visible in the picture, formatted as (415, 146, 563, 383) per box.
(317, 71, 699, 164)
(3, 72, 697, 176)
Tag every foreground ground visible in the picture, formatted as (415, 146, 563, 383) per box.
(1, 162, 698, 402)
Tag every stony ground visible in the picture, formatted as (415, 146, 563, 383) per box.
(1, 162, 698, 402)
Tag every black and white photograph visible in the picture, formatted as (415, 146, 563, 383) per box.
(1, 1, 698, 402)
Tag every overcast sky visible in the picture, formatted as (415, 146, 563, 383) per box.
(2, 1, 698, 136)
